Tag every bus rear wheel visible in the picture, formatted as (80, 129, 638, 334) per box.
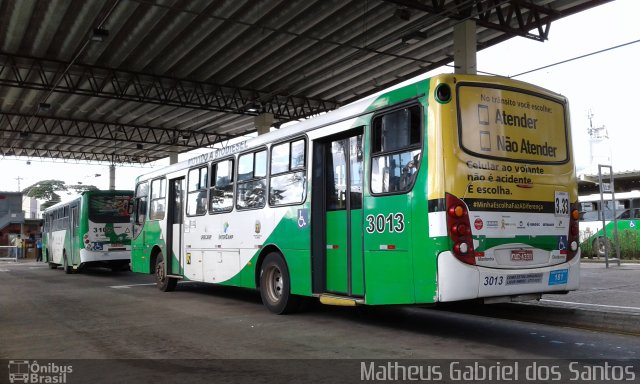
(63, 252, 73, 274)
(155, 253, 177, 292)
(593, 237, 612, 258)
(259, 252, 300, 314)
(48, 250, 57, 269)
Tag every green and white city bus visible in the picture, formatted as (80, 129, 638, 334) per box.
(131, 74, 580, 314)
(43, 190, 133, 273)
(579, 190, 640, 257)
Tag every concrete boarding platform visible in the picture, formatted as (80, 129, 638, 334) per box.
(502, 262, 640, 335)
(542, 262, 640, 314)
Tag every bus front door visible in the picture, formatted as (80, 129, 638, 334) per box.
(166, 177, 184, 276)
(319, 130, 364, 297)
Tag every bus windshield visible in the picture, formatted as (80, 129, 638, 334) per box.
(89, 194, 131, 223)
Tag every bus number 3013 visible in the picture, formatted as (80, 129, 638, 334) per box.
(365, 213, 405, 234)
(484, 276, 504, 286)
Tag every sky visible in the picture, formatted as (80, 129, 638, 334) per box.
(1, 0, 638, 195)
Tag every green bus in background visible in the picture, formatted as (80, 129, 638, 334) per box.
(130, 74, 580, 314)
(579, 191, 640, 258)
(42, 190, 133, 273)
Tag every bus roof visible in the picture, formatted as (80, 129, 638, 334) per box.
(133, 77, 437, 183)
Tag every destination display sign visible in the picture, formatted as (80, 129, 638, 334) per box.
(457, 85, 567, 164)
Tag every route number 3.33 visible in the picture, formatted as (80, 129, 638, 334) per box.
(365, 213, 405, 234)
(554, 191, 569, 216)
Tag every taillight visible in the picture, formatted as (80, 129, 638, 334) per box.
(567, 203, 580, 261)
(446, 193, 475, 265)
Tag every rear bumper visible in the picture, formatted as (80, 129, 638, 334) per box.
(80, 249, 131, 264)
(437, 250, 580, 302)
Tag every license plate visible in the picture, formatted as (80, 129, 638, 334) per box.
(549, 269, 568, 285)
(511, 249, 533, 261)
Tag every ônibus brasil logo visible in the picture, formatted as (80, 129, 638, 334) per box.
(7, 360, 73, 384)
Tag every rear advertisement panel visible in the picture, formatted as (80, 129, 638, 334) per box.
(457, 84, 568, 165)
(447, 81, 575, 266)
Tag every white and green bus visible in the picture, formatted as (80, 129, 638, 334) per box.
(131, 74, 580, 314)
(43, 190, 133, 273)
(579, 190, 640, 257)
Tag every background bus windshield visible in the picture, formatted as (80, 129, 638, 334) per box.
(89, 195, 131, 223)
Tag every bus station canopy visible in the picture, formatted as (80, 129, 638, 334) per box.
(0, 0, 609, 164)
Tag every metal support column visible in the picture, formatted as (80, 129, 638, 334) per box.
(453, 20, 477, 75)
(109, 164, 116, 190)
(169, 147, 179, 165)
(254, 113, 274, 135)
(598, 164, 621, 267)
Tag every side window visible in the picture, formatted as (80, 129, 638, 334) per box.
(236, 149, 267, 210)
(370, 105, 422, 194)
(270, 139, 307, 206)
(187, 166, 208, 216)
(133, 182, 149, 239)
(149, 178, 166, 220)
(72, 207, 79, 228)
(210, 159, 234, 213)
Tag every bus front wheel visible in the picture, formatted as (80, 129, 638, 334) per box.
(155, 253, 177, 292)
(259, 252, 300, 315)
(593, 237, 612, 258)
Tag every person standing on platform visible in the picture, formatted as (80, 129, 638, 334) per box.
(36, 237, 43, 262)
(12, 235, 23, 259)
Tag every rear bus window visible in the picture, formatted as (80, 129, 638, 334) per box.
(370, 105, 422, 194)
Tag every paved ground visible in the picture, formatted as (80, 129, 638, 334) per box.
(0, 259, 639, 383)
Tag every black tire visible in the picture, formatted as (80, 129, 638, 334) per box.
(63, 252, 73, 274)
(155, 253, 177, 292)
(259, 252, 300, 314)
(593, 237, 612, 257)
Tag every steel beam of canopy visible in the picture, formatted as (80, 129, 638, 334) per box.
(386, 0, 568, 42)
(0, 53, 340, 121)
(0, 146, 153, 164)
(0, 111, 229, 149)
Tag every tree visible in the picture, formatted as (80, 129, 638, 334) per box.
(23, 180, 99, 210)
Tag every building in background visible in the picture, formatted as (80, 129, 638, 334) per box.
(0, 192, 42, 257)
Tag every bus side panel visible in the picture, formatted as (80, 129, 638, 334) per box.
(77, 200, 88, 266)
(257, 206, 313, 296)
(363, 194, 415, 305)
(131, 220, 164, 274)
(409, 98, 441, 304)
(410, 177, 439, 303)
(49, 229, 66, 264)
